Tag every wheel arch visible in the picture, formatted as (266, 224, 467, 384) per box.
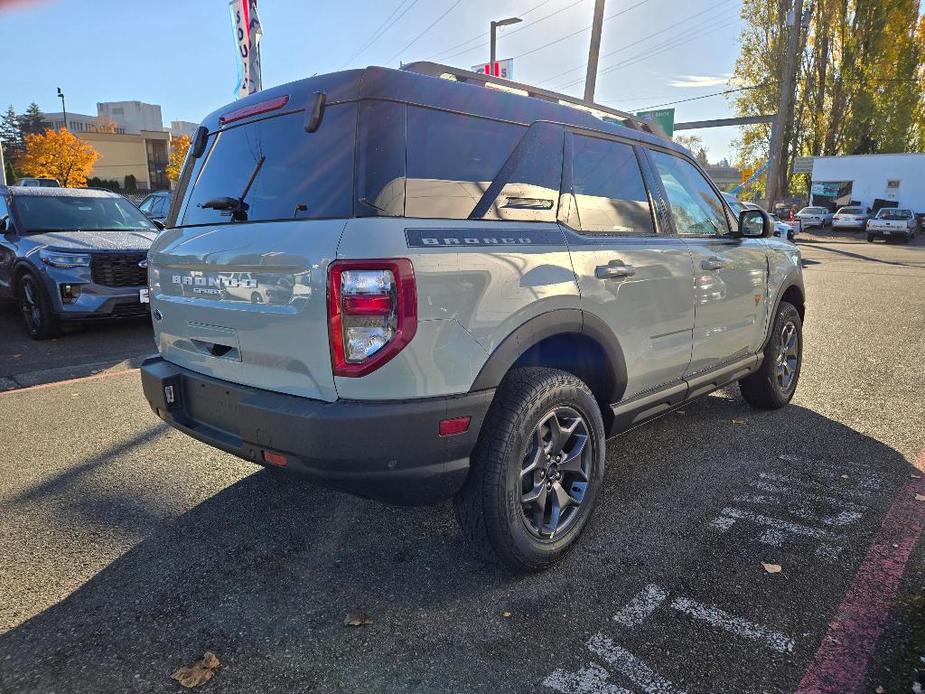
(469, 309, 627, 430)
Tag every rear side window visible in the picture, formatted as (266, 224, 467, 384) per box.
(570, 134, 654, 234)
(178, 104, 356, 226)
(405, 107, 524, 220)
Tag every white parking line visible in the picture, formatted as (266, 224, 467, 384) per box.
(709, 507, 842, 559)
(543, 662, 633, 694)
(669, 597, 796, 653)
(743, 482, 868, 511)
(613, 585, 669, 627)
(588, 635, 687, 694)
(759, 472, 872, 499)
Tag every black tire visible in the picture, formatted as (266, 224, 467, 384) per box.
(454, 367, 606, 573)
(739, 301, 802, 409)
(17, 273, 61, 340)
(867, 234, 875, 242)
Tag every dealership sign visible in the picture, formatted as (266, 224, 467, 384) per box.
(472, 59, 514, 80)
(230, 0, 263, 98)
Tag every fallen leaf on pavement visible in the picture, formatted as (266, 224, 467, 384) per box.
(502, 611, 512, 618)
(841, 474, 849, 479)
(915, 494, 925, 502)
(732, 418, 747, 425)
(762, 563, 782, 574)
(170, 651, 220, 689)
(344, 611, 373, 627)
(912, 473, 922, 479)
(875, 686, 885, 693)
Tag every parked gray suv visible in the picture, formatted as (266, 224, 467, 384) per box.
(141, 64, 805, 572)
(0, 186, 158, 338)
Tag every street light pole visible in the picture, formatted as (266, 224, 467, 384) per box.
(57, 87, 67, 131)
(489, 17, 522, 76)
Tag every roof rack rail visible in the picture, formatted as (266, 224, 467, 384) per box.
(400, 61, 666, 138)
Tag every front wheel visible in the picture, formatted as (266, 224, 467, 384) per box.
(739, 301, 802, 409)
(18, 274, 60, 340)
(867, 234, 875, 242)
(454, 367, 605, 573)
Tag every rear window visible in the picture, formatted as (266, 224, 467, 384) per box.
(177, 104, 356, 226)
(876, 208, 911, 219)
(839, 207, 863, 214)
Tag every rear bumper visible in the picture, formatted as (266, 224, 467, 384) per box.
(867, 227, 910, 237)
(140, 356, 494, 505)
(832, 220, 866, 229)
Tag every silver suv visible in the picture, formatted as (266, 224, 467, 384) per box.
(141, 64, 805, 572)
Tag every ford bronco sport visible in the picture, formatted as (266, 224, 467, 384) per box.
(141, 63, 805, 573)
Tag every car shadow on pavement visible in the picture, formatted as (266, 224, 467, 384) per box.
(0, 393, 921, 693)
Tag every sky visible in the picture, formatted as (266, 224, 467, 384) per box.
(0, 0, 746, 161)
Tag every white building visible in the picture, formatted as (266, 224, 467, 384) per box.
(808, 153, 925, 212)
(97, 101, 165, 134)
(42, 111, 125, 134)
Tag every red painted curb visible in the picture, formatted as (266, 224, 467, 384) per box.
(795, 449, 925, 693)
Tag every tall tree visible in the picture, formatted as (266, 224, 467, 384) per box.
(18, 102, 47, 136)
(19, 129, 99, 187)
(1, 105, 23, 157)
(730, 0, 924, 197)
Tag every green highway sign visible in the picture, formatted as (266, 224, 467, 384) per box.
(635, 108, 675, 138)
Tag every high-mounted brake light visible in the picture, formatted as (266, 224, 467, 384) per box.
(327, 259, 417, 377)
(219, 95, 290, 125)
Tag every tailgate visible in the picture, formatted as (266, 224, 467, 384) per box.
(148, 220, 344, 402)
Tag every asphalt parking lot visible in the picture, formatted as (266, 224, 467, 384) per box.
(0, 230, 923, 693)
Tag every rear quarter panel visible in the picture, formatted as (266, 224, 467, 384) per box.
(335, 218, 579, 399)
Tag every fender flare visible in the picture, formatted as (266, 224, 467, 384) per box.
(761, 270, 805, 351)
(469, 309, 628, 404)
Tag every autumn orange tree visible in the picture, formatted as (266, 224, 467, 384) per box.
(166, 134, 191, 182)
(19, 128, 99, 187)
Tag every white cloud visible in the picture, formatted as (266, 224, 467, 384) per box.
(668, 74, 732, 88)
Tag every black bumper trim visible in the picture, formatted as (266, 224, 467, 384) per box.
(140, 356, 494, 505)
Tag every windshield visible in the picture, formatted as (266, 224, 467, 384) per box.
(838, 207, 864, 214)
(876, 209, 912, 219)
(800, 207, 826, 214)
(12, 194, 157, 232)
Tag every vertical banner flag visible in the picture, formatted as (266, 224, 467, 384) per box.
(230, 0, 263, 98)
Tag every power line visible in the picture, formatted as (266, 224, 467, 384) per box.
(337, 0, 421, 69)
(511, 0, 651, 61)
(386, 0, 464, 64)
(554, 15, 740, 91)
(425, 0, 557, 61)
(439, 0, 590, 62)
(537, 0, 734, 86)
(635, 83, 773, 110)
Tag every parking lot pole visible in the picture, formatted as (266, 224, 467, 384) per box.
(0, 138, 6, 185)
(583, 0, 606, 102)
(765, 0, 803, 209)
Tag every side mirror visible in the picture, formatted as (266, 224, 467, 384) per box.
(739, 208, 771, 238)
(0, 215, 8, 233)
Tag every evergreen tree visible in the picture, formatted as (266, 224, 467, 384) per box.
(18, 102, 47, 136)
(1, 105, 23, 157)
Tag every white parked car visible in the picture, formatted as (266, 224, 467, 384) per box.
(866, 208, 917, 243)
(832, 206, 871, 230)
(795, 206, 833, 229)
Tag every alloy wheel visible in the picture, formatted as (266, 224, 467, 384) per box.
(520, 407, 592, 539)
(775, 321, 799, 391)
(20, 278, 42, 332)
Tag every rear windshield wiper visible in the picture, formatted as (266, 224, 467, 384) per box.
(201, 155, 266, 222)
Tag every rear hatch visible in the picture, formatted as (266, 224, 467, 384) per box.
(148, 94, 358, 402)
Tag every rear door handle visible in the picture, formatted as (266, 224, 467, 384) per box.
(701, 257, 727, 271)
(595, 260, 636, 280)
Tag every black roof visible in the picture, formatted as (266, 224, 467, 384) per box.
(199, 65, 686, 155)
(1, 185, 123, 198)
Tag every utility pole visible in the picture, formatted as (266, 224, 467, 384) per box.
(765, 0, 803, 210)
(583, 0, 606, 102)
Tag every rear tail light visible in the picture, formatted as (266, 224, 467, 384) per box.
(327, 259, 417, 377)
